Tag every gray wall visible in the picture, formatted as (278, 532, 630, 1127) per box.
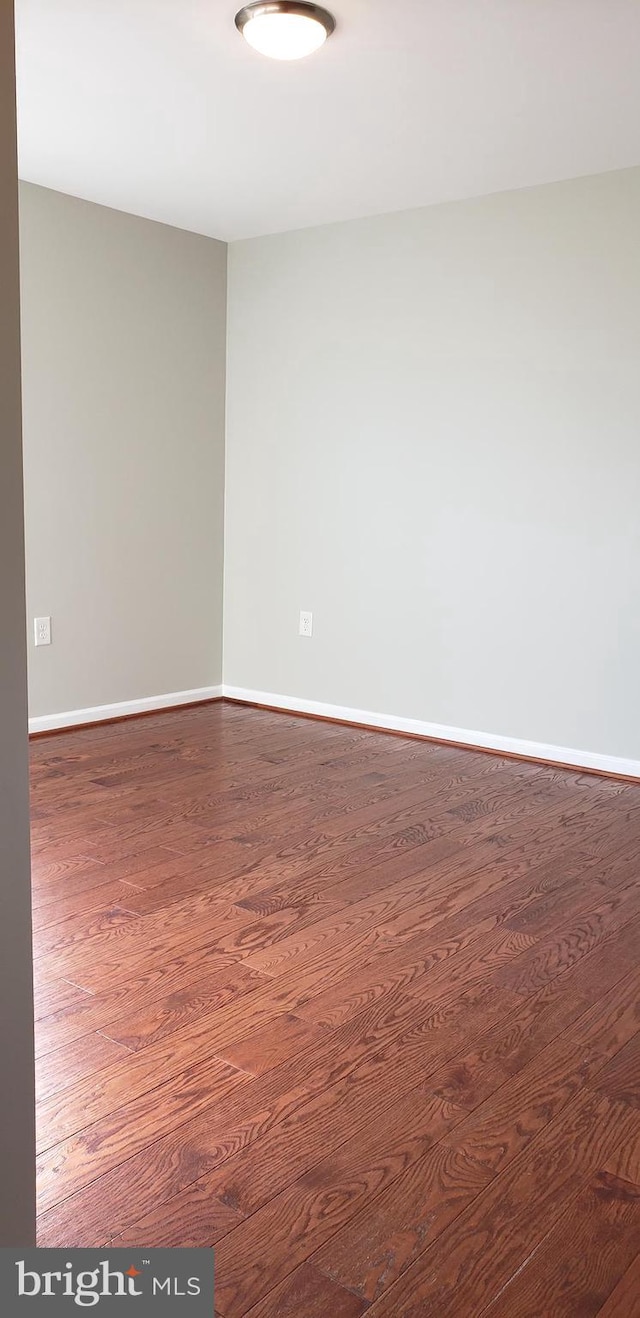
(20, 184, 227, 719)
(0, 2, 35, 1245)
(225, 168, 640, 762)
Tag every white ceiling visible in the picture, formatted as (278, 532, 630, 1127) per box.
(15, 0, 640, 241)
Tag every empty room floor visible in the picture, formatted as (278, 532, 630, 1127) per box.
(31, 701, 640, 1315)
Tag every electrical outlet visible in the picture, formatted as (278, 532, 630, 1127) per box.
(299, 610, 313, 638)
(34, 616, 51, 647)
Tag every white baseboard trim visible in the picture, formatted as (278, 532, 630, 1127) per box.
(29, 682, 640, 780)
(222, 685, 640, 782)
(29, 686, 223, 735)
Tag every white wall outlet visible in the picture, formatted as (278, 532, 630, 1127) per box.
(299, 610, 313, 638)
(34, 616, 51, 647)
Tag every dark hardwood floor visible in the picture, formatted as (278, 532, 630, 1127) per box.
(30, 700, 640, 1315)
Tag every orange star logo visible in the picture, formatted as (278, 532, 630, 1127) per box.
(126, 1266, 142, 1277)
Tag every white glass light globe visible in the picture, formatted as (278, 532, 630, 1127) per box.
(238, 7, 333, 61)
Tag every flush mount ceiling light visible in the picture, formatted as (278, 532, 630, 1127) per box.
(235, 2, 336, 61)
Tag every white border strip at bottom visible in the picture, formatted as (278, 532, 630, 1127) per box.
(28, 681, 640, 779)
(222, 685, 640, 781)
(28, 685, 223, 734)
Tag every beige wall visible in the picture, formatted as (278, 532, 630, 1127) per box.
(0, 3, 35, 1245)
(20, 184, 227, 720)
(225, 168, 640, 763)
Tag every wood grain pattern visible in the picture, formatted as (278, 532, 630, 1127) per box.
(591, 1031, 640, 1111)
(36, 1056, 251, 1208)
(243, 1263, 369, 1318)
(213, 1090, 464, 1316)
(436, 971, 640, 1178)
(597, 1250, 640, 1317)
(31, 701, 640, 1316)
(362, 1091, 640, 1317)
(482, 1171, 640, 1317)
(35, 1032, 130, 1105)
(312, 1142, 491, 1303)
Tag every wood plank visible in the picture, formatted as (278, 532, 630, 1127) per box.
(31, 846, 178, 894)
(597, 1251, 640, 1316)
(312, 1142, 490, 1304)
(31, 881, 145, 933)
(243, 1264, 369, 1318)
(37, 990, 283, 1150)
(37, 1077, 313, 1245)
(32, 902, 141, 963)
(602, 1111, 640, 1190)
(113, 1184, 244, 1249)
(36, 1032, 129, 1105)
(483, 1172, 640, 1317)
(362, 1091, 640, 1317)
(437, 971, 640, 1177)
(99, 963, 270, 1053)
(33, 977, 94, 1022)
(590, 1030, 640, 1111)
(34, 980, 505, 1245)
(212, 1011, 327, 1077)
(37, 1056, 250, 1210)
(494, 884, 640, 997)
(212, 1090, 466, 1316)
